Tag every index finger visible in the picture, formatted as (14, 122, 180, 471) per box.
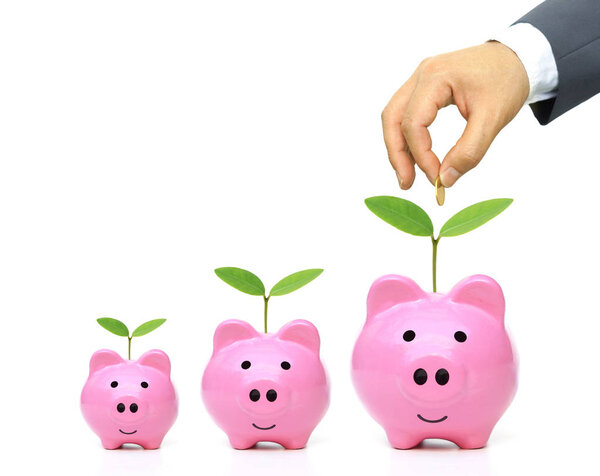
(381, 73, 419, 189)
(401, 81, 453, 185)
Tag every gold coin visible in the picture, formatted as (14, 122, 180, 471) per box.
(435, 176, 445, 206)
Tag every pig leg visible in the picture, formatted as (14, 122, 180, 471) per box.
(228, 435, 257, 450)
(279, 435, 310, 450)
(385, 429, 423, 450)
(453, 429, 492, 449)
(101, 439, 123, 450)
(140, 437, 164, 450)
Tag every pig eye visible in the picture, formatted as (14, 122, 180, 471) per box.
(241, 360, 251, 370)
(403, 330, 415, 342)
(110, 381, 118, 388)
(281, 361, 291, 370)
(141, 381, 148, 388)
(454, 331, 467, 343)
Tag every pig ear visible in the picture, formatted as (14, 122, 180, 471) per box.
(277, 320, 320, 354)
(449, 275, 505, 323)
(138, 349, 171, 375)
(213, 319, 259, 353)
(367, 275, 426, 321)
(89, 349, 125, 374)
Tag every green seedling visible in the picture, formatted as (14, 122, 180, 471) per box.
(96, 317, 167, 360)
(365, 196, 513, 292)
(214, 267, 324, 333)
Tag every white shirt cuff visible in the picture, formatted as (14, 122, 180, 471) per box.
(491, 22, 559, 104)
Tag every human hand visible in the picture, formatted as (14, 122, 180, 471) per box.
(381, 42, 529, 189)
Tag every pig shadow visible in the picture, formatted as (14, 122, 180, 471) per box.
(229, 443, 314, 476)
(98, 444, 163, 476)
(389, 439, 492, 476)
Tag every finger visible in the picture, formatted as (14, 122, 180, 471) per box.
(401, 81, 453, 185)
(439, 111, 498, 187)
(404, 146, 417, 188)
(382, 126, 415, 190)
(392, 145, 416, 189)
(382, 74, 419, 189)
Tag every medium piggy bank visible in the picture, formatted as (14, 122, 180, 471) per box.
(352, 274, 517, 449)
(202, 319, 330, 449)
(81, 349, 178, 449)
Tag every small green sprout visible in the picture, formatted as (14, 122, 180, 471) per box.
(365, 196, 513, 292)
(214, 267, 324, 333)
(96, 317, 167, 360)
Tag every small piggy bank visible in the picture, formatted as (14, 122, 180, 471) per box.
(352, 274, 517, 449)
(202, 319, 330, 449)
(81, 349, 178, 449)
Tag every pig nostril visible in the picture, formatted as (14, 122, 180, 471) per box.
(413, 368, 427, 385)
(130, 403, 138, 413)
(249, 389, 260, 402)
(435, 368, 450, 386)
(117, 403, 125, 413)
(266, 389, 277, 402)
(454, 331, 467, 342)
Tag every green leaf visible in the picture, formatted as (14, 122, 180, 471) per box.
(269, 269, 324, 296)
(365, 196, 434, 237)
(97, 317, 129, 337)
(132, 318, 167, 337)
(439, 198, 513, 237)
(214, 267, 266, 296)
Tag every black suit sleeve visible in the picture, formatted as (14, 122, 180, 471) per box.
(515, 0, 600, 125)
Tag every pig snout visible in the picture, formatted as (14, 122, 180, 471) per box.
(400, 355, 466, 404)
(238, 379, 290, 416)
(110, 396, 146, 423)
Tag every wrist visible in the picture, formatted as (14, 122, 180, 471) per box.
(490, 23, 558, 104)
(483, 40, 530, 105)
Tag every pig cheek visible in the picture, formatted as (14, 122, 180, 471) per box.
(82, 377, 119, 423)
(205, 360, 249, 415)
(283, 358, 325, 401)
(392, 349, 422, 406)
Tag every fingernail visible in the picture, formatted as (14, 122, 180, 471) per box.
(396, 171, 405, 189)
(440, 167, 461, 188)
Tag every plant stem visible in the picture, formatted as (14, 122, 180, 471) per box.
(263, 295, 270, 333)
(431, 236, 440, 293)
(128, 336, 132, 360)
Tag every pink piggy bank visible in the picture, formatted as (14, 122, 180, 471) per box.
(81, 349, 178, 449)
(202, 319, 330, 449)
(352, 274, 517, 449)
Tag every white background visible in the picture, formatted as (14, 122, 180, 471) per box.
(1, 1, 598, 475)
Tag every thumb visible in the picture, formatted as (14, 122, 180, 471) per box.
(439, 113, 498, 187)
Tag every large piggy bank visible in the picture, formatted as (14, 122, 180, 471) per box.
(352, 274, 517, 449)
(202, 319, 330, 449)
(81, 349, 178, 449)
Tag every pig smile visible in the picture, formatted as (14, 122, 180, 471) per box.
(252, 423, 276, 431)
(119, 429, 138, 435)
(417, 414, 448, 424)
